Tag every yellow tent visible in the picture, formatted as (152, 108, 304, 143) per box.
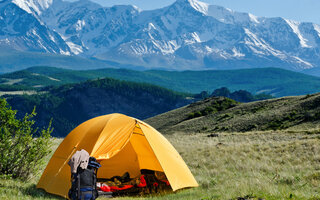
(37, 113, 198, 198)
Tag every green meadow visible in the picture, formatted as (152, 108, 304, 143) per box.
(1, 130, 319, 200)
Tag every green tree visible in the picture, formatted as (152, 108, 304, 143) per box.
(211, 87, 231, 98)
(195, 91, 210, 99)
(0, 98, 53, 180)
(230, 90, 254, 102)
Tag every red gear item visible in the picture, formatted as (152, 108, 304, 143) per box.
(137, 175, 147, 188)
(100, 185, 134, 192)
(160, 180, 170, 185)
(99, 175, 147, 192)
(100, 185, 111, 192)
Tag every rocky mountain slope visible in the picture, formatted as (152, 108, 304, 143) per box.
(146, 93, 320, 133)
(1, 0, 320, 73)
(0, 0, 70, 54)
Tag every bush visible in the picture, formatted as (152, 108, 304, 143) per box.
(211, 87, 274, 102)
(201, 106, 215, 116)
(187, 112, 195, 119)
(187, 98, 238, 120)
(0, 98, 53, 180)
(194, 111, 202, 118)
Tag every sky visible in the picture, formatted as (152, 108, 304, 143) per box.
(80, 0, 320, 25)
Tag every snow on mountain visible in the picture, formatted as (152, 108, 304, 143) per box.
(38, 0, 140, 55)
(0, 0, 71, 54)
(12, 0, 53, 15)
(176, 0, 209, 15)
(2, 0, 320, 72)
(207, 4, 260, 24)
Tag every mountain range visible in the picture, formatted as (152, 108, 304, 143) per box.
(1, 0, 320, 74)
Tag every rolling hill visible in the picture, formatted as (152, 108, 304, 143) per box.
(1, 67, 320, 97)
(146, 93, 320, 134)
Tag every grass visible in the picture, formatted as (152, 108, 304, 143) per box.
(165, 131, 320, 200)
(0, 91, 37, 96)
(1, 131, 319, 199)
(187, 98, 238, 120)
(147, 94, 320, 134)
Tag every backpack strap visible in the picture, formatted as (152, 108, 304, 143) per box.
(93, 171, 96, 198)
(77, 173, 80, 200)
(94, 168, 99, 198)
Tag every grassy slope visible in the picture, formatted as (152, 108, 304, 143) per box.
(1, 131, 319, 200)
(146, 93, 320, 134)
(1, 67, 320, 97)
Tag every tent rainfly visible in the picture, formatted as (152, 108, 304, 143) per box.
(37, 113, 198, 198)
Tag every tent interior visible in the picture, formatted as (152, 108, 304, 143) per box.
(94, 123, 175, 197)
(98, 123, 164, 179)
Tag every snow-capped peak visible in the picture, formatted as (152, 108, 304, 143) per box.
(175, 0, 209, 15)
(186, 0, 208, 15)
(174, 0, 260, 24)
(12, 0, 53, 15)
(314, 24, 320, 37)
(206, 4, 260, 24)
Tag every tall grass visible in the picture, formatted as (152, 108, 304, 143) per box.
(164, 131, 320, 200)
(1, 131, 319, 200)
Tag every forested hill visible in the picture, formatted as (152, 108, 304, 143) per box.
(1, 67, 320, 97)
(5, 78, 190, 137)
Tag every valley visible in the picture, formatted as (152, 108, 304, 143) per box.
(1, 67, 320, 97)
(1, 66, 320, 137)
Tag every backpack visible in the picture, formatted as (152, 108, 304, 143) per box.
(68, 157, 101, 200)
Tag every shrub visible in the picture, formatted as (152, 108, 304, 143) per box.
(194, 111, 202, 118)
(0, 98, 53, 180)
(187, 112, 195, 119)
(201, 106, 215, 115)
(187, 98, 238, 120)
